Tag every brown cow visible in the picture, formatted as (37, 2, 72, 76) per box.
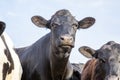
(79, 41, 120, 80)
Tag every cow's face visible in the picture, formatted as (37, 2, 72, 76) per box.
(31, 9, 95, 58)
(79, 41, 120, 80)
(0, 21, 5, 35)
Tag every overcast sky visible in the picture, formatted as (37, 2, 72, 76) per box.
(0, 0, 120, 63)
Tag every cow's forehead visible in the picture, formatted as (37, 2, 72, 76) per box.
(101, 41, 116, 50)
(51, 9, 77, 24)
(101, 41, 120, 51)
(54, 9, 71, 16)
(98, 41, 120, 58)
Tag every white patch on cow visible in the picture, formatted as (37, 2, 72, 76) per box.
(64, 53, 70, 58)
(65, 63, 73, 79)
(0, 33, 10, 80)
(0, 32, 22, 80)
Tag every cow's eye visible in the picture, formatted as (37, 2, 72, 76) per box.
(51, 23, 59, 28)
(99, 58, 106, 63)
(119, 61, 120, 63)
(72, 24, 78, 29)
(109, 58, 115, 62)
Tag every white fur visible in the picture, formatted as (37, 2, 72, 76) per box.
(0, 32, 22, 80)
(65, 62, 73, 79)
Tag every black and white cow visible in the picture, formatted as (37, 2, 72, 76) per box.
(0, 21, 22, 80)
(16, 9, 95, 80)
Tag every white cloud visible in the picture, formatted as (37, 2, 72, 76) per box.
(0, 16, 4, 21)
(52, 0, 105, 8)
(90, 0, 104, 7)
(15, 0, 32, 3)
(7, 12, 18, 17)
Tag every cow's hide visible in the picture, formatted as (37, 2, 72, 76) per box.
(0, 32, 22, 80)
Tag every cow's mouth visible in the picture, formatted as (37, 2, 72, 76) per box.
(54, 45, 74, 58)
(59, 44, 74, 49)
(105, 75, 119, 80)
(58, 45, 74, 52)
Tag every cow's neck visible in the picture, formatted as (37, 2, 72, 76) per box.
(50, 47, 72, 80)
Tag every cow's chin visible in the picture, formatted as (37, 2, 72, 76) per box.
(105, 75, 120, 80)
(55, 46, 72, 58)
(59, 45, 73, 52)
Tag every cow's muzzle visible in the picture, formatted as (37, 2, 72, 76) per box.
(59, 34, 74, 48)
(105, 75, 120, 80)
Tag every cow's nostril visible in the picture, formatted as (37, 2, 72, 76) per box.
(70, 37, 73, 41)
(60, 37, 64, 41)
(60, 36, 73, 42)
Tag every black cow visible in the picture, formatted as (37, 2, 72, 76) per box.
(16, 9, 95, 80)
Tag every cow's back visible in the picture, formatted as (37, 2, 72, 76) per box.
(18, 33, 52, 80)
(81, 58, 97, 80)
(81, 58, 105, 80)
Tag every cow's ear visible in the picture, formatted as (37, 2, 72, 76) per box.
(78, 17, 95, 29)
(0, 21, 5, 35)
(31, 16, 49, 28)
(78, 46, 95, 58)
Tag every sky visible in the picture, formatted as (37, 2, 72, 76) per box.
(0, 0, 120, 63)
